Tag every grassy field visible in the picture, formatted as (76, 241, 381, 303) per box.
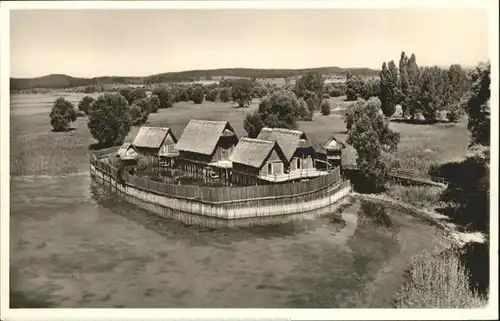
(10, 93, 471, 176)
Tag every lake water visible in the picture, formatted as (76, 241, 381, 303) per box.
(10, 173, 444, 308)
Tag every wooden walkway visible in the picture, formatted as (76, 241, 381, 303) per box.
(342, 165, 449, 188)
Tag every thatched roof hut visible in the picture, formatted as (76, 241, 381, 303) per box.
(132, 127, 177, 153)
(256, 127, 309, 162)
(230, 137, 287, 169)
(175, 119, 237, 156)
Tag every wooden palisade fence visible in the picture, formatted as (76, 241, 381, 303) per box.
(89, 149, 351, 222)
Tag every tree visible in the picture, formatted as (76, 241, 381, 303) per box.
(77, 96, 95, 115)
(205, 88, 219, 102)
(152, 86, 174, 109)
(49, 97, 77, 132)
(118, 87, 133, 104)
(379, 61, 400, 117)
(297, 98, 313, 121)
(133, 97, 152, 124)
(399, 52, 410, 113)
(431, 62, 491, 235)
(244, 90, 299, 137)
(192, 86, 205, 104)
(232, 79, 253, 107)
(345, 75, 366, 101)
(344, 97, 400, 191)
(130, 104, 144, 126)
(418, 66, 446, 122)
(128, 87, 147, 105)
(466, 62, 490, 146)
(219, 87, 232, 102)
(320, 99, 331, 115)
(252, 83, 268, 99)
(330, 88, 343, 97)
(362, 78, 381, 100)
(294, 73, 324, 110)
(88, 93, 132, 147)
(148, 95, 160, 113)
(444, 64, 468, 122)
(176, 88, 190, 102)
(243, 111, 265, 138)
(404, 53, 421, 119)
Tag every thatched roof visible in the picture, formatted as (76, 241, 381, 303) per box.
(256, 127, 307, 161)
(116, 143, 138, 161)
(323, 135, 345, 151)
(117, 143, 132, 158)
(230, 138, 286, 168)
(132, 127, 176, 150)
(175, 119, 237, 155)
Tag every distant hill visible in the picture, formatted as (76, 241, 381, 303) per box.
(10, 74, 144, 91)
(10, 67, 379, 90)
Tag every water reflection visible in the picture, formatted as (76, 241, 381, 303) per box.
(88, 180, 352, 246)
(10, 174, 443, 308)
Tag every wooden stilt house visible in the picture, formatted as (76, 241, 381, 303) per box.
(229, 137, 288, 185)
(256, 127, 324, 181)
(322, 135, 345, 170)
(131, 126, 178, 170)
(174, 120, 239, 181)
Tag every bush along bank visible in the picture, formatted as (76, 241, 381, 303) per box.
(351, 192, 488, 308)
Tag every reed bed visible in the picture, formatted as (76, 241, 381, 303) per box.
(395, 249, 487, 308)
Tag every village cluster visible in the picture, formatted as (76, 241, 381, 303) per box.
(116, 119, 345, 186)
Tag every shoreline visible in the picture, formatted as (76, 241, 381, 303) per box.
(351, 192, 486, 248)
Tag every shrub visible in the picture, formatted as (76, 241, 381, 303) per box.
(384, 184, 444, 209)
(50, 114, 68, 132)
(320, 99, 331, 115)
(77, 96, 94, 115)
(192, 86, 205, 104)
(87, 93, 132, 147)
(49, 97, 77, 132)
(396, 250, 487, 308)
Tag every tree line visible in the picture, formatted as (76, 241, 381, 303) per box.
(345, 52, 471, 122)
(344, 60, 490, 193)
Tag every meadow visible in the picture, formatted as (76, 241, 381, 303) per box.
(10, 92, 471, 177)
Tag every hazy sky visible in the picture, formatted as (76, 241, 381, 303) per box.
(10, 9, 489, 78)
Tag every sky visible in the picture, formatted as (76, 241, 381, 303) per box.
(10, 8, 490, 78)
